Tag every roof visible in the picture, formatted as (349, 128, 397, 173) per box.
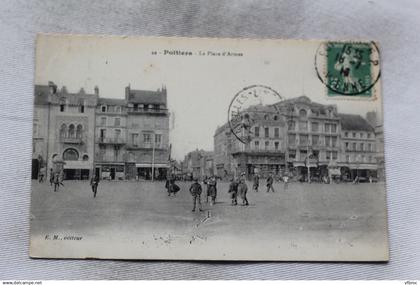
(98, 98, 126, 105)
(128, 89, 166, 105)
(34, 85, 50, 105)
(339, 113, 374, 132)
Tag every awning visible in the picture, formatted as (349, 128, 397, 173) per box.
(135, 163, 169, 168)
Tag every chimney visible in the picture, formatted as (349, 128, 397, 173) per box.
(48, 81, 57, 95)
(125, 84, 131, 101)
(94, 86, 99, 96)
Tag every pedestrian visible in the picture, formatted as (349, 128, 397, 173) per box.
(353, 175, 360, 184)
(189, 178, 203, 212)
(283, 174, 289, 190)
(165, 175, 175, 196)
(207, 176, 217, 206)
(238, 175, 249, 206)
(90, 174, 100, 198)
(252, 173, 259, 192)
(228, 177, 239, 205)
(49, 168, 54, 186)
(38, 167, 45, 183)
(53, 172, 60, 192)
(266, 173, 275, 192)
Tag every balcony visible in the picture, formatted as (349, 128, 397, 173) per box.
(59, 137, 83, 144)
(127, 107, 168, 115)
(97, 137, 126, 145)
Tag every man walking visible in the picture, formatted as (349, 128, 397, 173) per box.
(49, 168, 54, 186)
(238, 175, 249, 206)
(189, 178, 203, 212)
(266, 173, 275, 192)
(90, 174, 100, 198)
(283, 173, 289, 190)
(252, 173, 259, 192)
(228, 177, 239, 205)
(53, 172, 60, 192)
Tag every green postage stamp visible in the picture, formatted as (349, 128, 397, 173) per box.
(315, 41, 381, 98)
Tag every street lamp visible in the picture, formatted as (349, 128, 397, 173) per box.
(151, 131, 156, 182)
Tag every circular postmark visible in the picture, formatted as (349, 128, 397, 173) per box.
(228, 85, 283, 144)
(315, 41, 381, 97)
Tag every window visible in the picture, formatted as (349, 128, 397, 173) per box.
(82, 154, 89, 161)
(114, 145, 120, 160)
(132, 133, 138, 146)
(288, 120, 295, 131)
(299, 121, 308, 131)
(59, 98, 66, 112)
(368, 143, 372, 152)
(101, 105, 107, 112)
(274, 127, 279, 138)
(367, 133, 371, 139)
(331, 136, 337, 147)
(288, 134, 296, 145)
(311, 122, 319, 132)
(345, 142, 349, 150)
(265, 127, 269, 138)
(63, 148, 79, 161)
(264, 141, 269, 150)
(114, 118, 121, 127)
(254, 126, 260, 137)
(360, 143, 364, 151)
(299, 109, 307, 118)
(346, 155, 350, 162)
(300, 134, 308, 145)
(59, 124, 67, 138)
(312, 135, 319, 146)
(274, 141, 279, 150)
(100, 117, 106, 126)
(76, 124, 83, 139)
(115, 106, 121, 113)
(345, 132, 348, 137)
(273, 115, 278, 121)
(300, 149, 307, 160)
(143, 133, 151, 143)
(352, 132, 356, 138)
(326, 151, 331, 160)
(352, 142, 356, 150)
(68, 124, 75, 138)
(332, 151, 338, 160)
(331, 124, 337, 133)
(254, 140, 260, 149)
(155, 134, 162, 146)
(325, 136, 331, 147)
(288, 149, 296, 159)
(115, 129, 121, 140)
(264, 114, 269, 120)
(360, 132, 364, 138)
(325, 123, 330, 133)
(78, 99, 85, 113)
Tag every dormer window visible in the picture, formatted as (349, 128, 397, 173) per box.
(78, 99, 85, 113)
(59, 98, 66, 112)
(101, 105, 107, 112)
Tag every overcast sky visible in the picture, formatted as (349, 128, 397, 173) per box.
(35, 35, 383, 160)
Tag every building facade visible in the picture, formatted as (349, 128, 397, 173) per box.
(124, 85, 170, 180)
(339, 114, 378, 181)
(214, 96, 379, 181)
(183, 149, 214, 180)
(32, 82, 170, 181)
(95, 98, 127, 180)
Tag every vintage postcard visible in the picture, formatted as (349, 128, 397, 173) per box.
(30, 34, 388, 261)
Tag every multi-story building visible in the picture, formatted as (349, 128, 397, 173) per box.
(183, 149, 214, 179)
(33, 82, 98, 180)
(124, 85, 170, 180)
(32, 82, 170, 181)
(213, 95, 378, 181)
(94, 98, 127, 180)
(339, 114, 377, 180)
